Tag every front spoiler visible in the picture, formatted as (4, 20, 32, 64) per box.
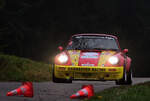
(53, 65, 124, 81)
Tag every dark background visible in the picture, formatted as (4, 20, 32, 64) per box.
(0, 0, 150, 76)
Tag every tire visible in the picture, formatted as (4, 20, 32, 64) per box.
(115, 67, 127, 85)
(116, 55, 132, 85)
(126, 68, 132, 85)
(116, 67, 132, 85)
(52, 64, 72, 83)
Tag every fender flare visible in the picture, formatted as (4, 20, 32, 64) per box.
(124, 55, 131, 72)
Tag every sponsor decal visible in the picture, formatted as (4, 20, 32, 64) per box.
(81, 52, 99, 59)
(79, 52, 100, 66)
(81, 64, 94, 66)
(68, 67, 105, 72)
(68, 50, 80, 66)
(82, 52, 98, 56)
(81, 55, 98, 59)
(68, 68, 91, 71)
(72, 51, 80, 55)
(98, 51, 116, 66)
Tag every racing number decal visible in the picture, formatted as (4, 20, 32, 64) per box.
(68, 50, 80, 66)
(98, 51, 116, 66)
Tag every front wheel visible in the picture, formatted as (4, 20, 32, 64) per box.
(126, 68, 132, 85)
(116, 67, 132, 85)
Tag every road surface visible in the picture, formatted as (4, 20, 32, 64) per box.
(0, 78, 150, 101)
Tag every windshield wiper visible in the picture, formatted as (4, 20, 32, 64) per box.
(93, 48, 106, 50)
(93, 48, 118, 51)
(106, 48, 118, 51)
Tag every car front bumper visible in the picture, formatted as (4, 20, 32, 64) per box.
(53, 65, 124, 81)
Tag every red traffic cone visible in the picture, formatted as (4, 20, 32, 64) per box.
(70, 85, 94, 99)
(7, 82, 33, 97)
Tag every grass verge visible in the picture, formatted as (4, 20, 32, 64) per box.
(86, 82, 150, 101)
(0, 54, 51, 82)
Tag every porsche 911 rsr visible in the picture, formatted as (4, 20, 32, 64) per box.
(52, 34, 132, 85)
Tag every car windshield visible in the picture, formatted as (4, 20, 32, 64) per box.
(66, 36, 119, 50)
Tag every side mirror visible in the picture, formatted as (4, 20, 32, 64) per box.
(58, 46, 63, 51)
(123, 49, 128, 54)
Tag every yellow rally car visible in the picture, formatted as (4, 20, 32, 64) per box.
(52, 34, 132, 85)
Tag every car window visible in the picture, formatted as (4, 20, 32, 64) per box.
(66, 36, 119, 50)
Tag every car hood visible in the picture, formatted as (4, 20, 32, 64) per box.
(67, 50, 117, 66)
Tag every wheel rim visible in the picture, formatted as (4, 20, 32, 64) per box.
(130, 71, 133, 81)
(124, 70, 127, 81)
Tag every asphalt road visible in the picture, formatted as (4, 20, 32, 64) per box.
(1, 78, 150, 101)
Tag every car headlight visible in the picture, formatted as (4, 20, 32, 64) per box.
(108, 56, 119, 65)
(57, 53, 68, 64)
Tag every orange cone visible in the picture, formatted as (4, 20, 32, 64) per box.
(70, 85, 94, 99)
(7, 82, 33, 97)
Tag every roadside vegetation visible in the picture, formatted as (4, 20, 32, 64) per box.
(0, 54, 51, 82)
(86, 82, 150, 101)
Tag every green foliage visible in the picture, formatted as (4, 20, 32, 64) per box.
(0, 0, 5, 8)
(0, 54, 52, 81)
(86, 82, 150, 101)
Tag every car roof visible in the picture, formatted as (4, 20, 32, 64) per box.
(72, 33, 118, 40)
